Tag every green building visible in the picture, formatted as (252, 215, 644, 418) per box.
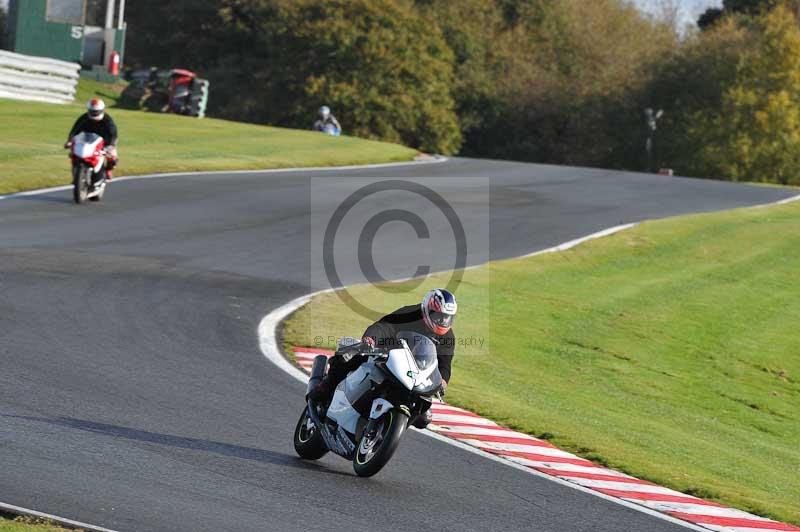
(7, 0, 125, 68)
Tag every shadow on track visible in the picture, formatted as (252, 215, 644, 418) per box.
(4, 414, 349, 477)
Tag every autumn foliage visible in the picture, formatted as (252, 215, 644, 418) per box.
(125, 0, 800, 184)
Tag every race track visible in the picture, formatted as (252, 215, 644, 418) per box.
(0, 158, 794, 532)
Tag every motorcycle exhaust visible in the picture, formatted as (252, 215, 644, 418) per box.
(305, 355, 330, 438)
(307, 355, 329, 395)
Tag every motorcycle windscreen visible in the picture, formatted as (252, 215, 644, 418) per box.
(413, 368, 442, 396)
(73, 132, 103, 158)
(395, 331, 437, 370)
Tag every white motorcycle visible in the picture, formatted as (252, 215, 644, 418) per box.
(293, 332, 444, 477)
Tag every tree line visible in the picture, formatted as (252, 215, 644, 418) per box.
(125, 0, 800, 185)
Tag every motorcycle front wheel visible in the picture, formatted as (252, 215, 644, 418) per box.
(72, 165, 91, 204)
(293, 406, 328, 460)
(353, 409, 409, 477)
(90, 179, 105, 202)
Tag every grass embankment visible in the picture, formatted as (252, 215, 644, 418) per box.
(0, 82, 417, 195)
(283, 199, 800, 525)
(0, 514, 76, 532)
(73, 78, 130, 108)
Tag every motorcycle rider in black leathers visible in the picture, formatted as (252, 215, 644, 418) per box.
(66, 98, 119, 179)
(309, 288, 458, 429)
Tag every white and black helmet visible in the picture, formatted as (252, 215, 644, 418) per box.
(421, 288, 457, 336)
(319, 105, 331, 119)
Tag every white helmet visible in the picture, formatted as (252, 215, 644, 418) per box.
(87, 98, 106, 121)
(319, 105, 331, 119)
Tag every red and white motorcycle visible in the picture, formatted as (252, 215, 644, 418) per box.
(66, 132, 109, 204)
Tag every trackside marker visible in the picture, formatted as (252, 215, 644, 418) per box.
(594, 489, 725, 507)
(438, 431, 556, 447)
(666, 513, 798, 531)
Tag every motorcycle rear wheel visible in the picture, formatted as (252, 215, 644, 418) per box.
(293, 406, 328, 460)
(353, 409, 409, 477)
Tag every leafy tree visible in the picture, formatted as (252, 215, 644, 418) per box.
(694, 6, 800, 184)
(698, 0, 797, 29)
(646, 18, 751, 174)
(698, 7, 724, 29)
(213, 0, 461, 153)
(125, 0, 220, 69)
(465, 0, 675, 167)
(414, 0, 514, 145)
(123, 0, 680, 166)
(126, 0, 461, 153)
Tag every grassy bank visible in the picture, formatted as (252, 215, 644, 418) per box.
(0, 514, 75, 532)
(0, 97, 417, 195)
(73, 78, 130, 108)
(283, 199, 800, 524)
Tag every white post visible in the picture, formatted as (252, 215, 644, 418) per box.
(117, 0, 125, 29)
(104, 0, 115, 29)
(103, 0, 116, 67)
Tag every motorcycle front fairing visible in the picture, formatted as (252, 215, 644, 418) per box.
(388, 332, 442, 394)
(327, 357, 387, 427)
(412, 367, 443, 397)
(71, 132, 106, 174)
(316, 356, 392, 459)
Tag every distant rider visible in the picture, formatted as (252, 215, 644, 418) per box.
(309, 288, 458, 429)
(65, 99, 119, 179)
(312, 105, 342, 133)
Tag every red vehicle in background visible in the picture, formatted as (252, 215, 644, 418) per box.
(168, 69, 197, 115)
(127, 68, 210, 118)
(66, 132, 110, 204)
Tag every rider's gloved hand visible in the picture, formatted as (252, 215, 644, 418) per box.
(63, 141, 72, 149)
(362, 336, 376, 352)
(439, 380, 448, 397)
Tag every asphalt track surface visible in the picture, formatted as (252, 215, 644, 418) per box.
(0, 158, 795, 532)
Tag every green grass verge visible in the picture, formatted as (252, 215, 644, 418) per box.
(283, 199, 800, 525)
(73, 78, 129, 108)
(0, 514, 75, 532)
(0, 96, 417, 195)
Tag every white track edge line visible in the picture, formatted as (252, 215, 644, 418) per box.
(519, 223, 637, 258)
(258, 291, 333, 386)
(0, 502, 120, 532)
(774, 192, 800, 205)
(0, 155, 448, 201)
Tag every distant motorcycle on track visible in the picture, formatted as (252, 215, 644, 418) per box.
(293, 332, 444, 477)
(65, 132, 110, 204)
